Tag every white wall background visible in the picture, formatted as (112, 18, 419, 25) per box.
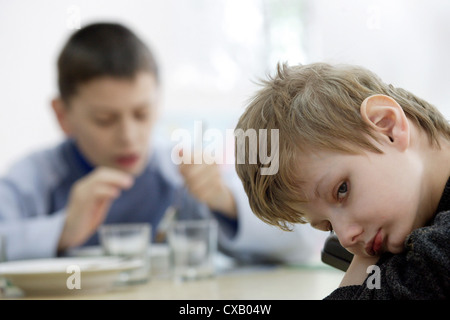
(1, 0, 449, 173)
(302, 0, 450, 113)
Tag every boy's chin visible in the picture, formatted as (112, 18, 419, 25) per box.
(122, 165, 146, 176)
(111, 162, 146, 176)
(386, 243, 405, 255)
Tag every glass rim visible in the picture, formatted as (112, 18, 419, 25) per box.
(169, 219, 218, 229)
(99, 223, 151, 233)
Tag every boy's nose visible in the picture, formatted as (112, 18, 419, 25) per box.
(335, 223, 364, 250)
(118, 118, 138, 144)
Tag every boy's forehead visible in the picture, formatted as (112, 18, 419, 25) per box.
(72, 72, 159, 109)
(297, 149, 333, 175)
(296, 145, 361, 174)
(295, 149, 345, 192)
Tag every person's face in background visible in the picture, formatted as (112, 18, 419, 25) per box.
(52, 71, 160, 176)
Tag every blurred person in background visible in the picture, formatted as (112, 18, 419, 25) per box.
(0, 22, 324, 264)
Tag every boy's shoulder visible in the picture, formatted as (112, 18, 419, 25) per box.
(403, 210, 450, 260)
(3, 141, 68, 189)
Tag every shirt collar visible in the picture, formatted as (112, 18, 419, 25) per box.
(68, 139, 95, 173)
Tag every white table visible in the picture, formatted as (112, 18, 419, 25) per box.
(8, 264, 343, 300)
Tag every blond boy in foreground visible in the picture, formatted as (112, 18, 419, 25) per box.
(235, 63, 450, 299)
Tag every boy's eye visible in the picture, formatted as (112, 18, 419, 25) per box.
(337, 182, 348, 200)
(94, 117, 115, 126)
(135, 111, 149, 121)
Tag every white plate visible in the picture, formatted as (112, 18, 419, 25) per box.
(0, 256, 141, 296)
(69, 244, 171, 277)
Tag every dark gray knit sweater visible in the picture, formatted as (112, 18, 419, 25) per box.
(325, 178, 450, 300)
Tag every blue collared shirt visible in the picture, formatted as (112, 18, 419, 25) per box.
(0, 139, 237, 260)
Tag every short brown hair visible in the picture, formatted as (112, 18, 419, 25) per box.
(235, 62, 450, 231)
(57, 22, 159, 103)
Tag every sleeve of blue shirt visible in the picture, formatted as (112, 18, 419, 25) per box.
(0, 150, 66, 261)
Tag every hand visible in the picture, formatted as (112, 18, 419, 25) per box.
(179, 151, 237, 219)
(57, 167, 134, 251)
(339, 254, 380, 287)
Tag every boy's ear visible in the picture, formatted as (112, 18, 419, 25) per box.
(360, 94, 410, 151)
(51, 98, 73, 136)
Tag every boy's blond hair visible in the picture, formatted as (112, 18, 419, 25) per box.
(235, 62, 450, 231)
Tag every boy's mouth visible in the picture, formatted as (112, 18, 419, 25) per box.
(115, 153, 140, 169)
(365, 229, 383, 256)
